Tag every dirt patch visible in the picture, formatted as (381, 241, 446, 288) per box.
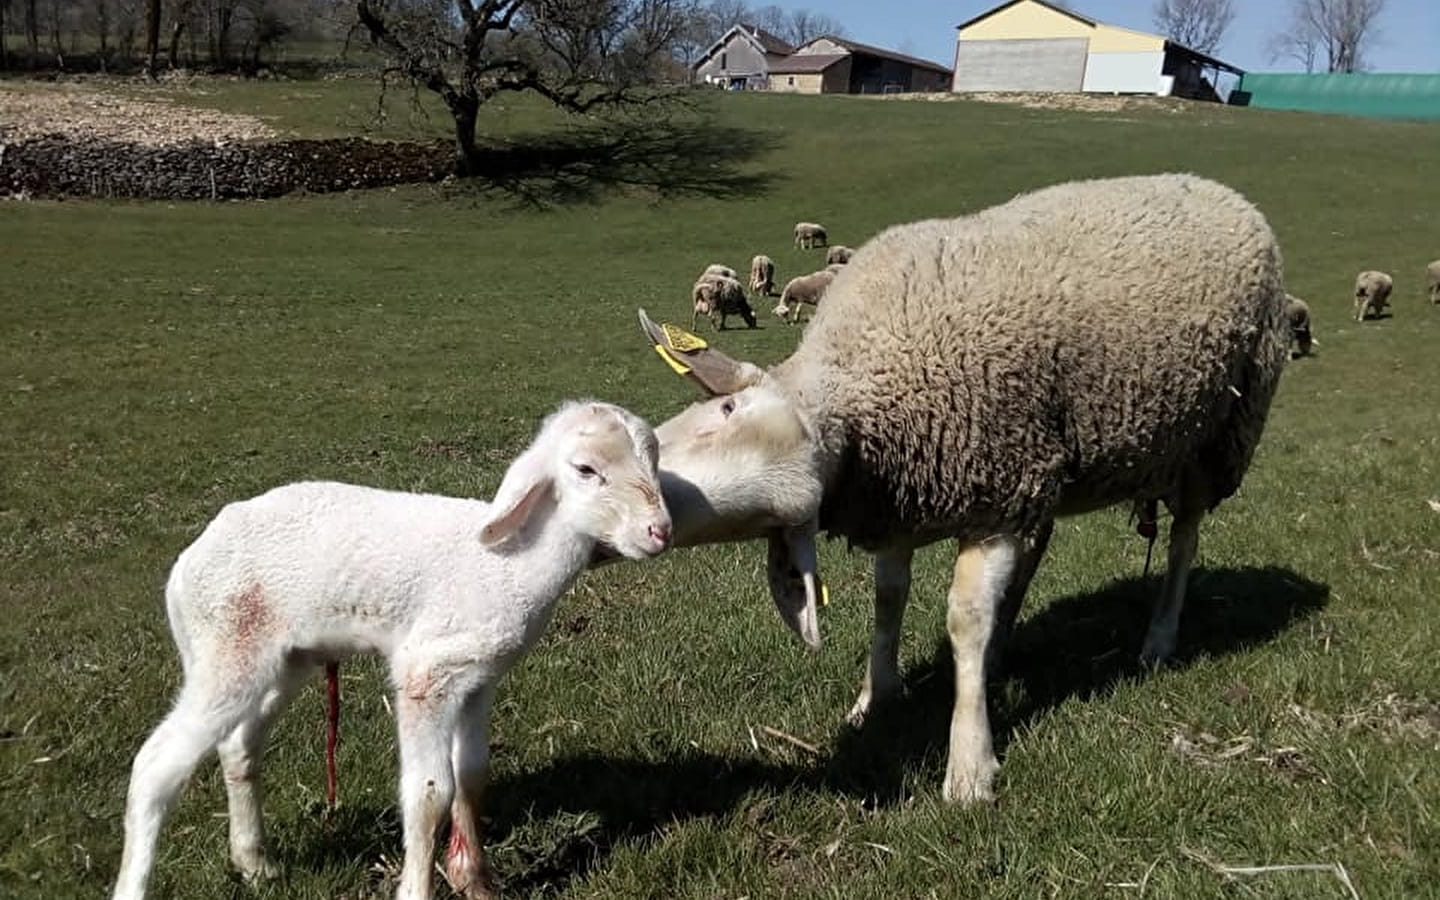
(0, 81, 280, 146)
(885, 90, 1197, 115)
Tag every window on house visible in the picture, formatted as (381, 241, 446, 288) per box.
(788, 76, 794, 85)
(721, 52, 727, 69)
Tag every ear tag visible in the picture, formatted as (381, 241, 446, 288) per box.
(820, 582, 830, 607)
(654, 344, 692, 375)
(660, 323, 708, 354)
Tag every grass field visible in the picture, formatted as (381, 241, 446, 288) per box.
(2, 80, 1438, 899)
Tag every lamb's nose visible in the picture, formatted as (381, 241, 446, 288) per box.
(648, 523, 671, 548)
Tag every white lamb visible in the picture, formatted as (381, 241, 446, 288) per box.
(111, 401, 672, 900)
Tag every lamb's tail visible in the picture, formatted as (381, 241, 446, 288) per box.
(325, 662, 340, 810)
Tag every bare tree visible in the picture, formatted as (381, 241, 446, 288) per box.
(1152, 0, 1233, 54)
(355, 0, 692, 174)
(1270, 0, 1386, 72)
(781, 8, 840, 46)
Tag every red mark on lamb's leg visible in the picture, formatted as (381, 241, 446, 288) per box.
(325, 662, 340, 811)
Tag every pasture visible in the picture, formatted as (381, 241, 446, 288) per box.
(2, 81, 1438, 899)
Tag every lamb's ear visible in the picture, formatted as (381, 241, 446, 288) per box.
(480, 447, 553, 547)
(766, 521, 823, 651)
(638, 308, 765, 397)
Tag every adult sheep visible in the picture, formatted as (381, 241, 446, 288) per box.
(692, 273, 756, 331)
(773, 268, 837, 324)
(749, 255, 776, 297)
(638, 174, 1288, 804)
(1353, 270, 1393, 321)
(794, 222, 828, 249)
(1286, 294, 1313, 356)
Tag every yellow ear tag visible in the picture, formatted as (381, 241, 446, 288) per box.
(654, 344, 692, 375)
(660, 324, 708, 354)
(820, 583, 830, 607)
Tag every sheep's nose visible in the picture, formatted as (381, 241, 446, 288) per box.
(648, 523, 671, 549)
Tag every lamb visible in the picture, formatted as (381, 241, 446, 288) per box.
(773, 268, 837, 324)
(794, 222, 828, 249)
(702, 263, 737, 280)
(692, 273, 757, 331)
(1286, 294, 1313, 357)
(1353, 270, 1393, 321)
(749, 254, 776, 297)
(1427, 259, 1440, 304)
(111, 402, 671, 900)
(825, 245, 853, 265)
(636, 174, 1288, 804)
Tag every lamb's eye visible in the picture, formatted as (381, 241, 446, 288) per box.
(573, 463, 599, 479)
(720, 399, 736, 417)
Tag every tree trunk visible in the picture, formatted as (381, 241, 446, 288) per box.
(142, 0, 159, 73)
(25, 0, 38, 63)
(96, 0, 109, 70)
(451, 94, 480, 176)
(1, 0, 8, 71)
(168, 0, 193, 68)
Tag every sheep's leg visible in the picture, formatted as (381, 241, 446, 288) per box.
(942, 535, 1020, 805)
(443, 686, 498, 900)
(113, 687, 254, 900)
(216, 665, 309, 881)
(394, 673, 466, 900)
(1139, 506, 1203, 667)
(985, 520, 1053, 677)
(846, 546, 914, 727)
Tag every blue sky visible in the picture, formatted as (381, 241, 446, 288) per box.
(781, 0, 1439, 74)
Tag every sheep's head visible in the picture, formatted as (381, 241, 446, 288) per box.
(482, 402, 671, 560)
(639, 310, 826, 649)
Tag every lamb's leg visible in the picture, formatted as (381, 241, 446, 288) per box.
(113, 688, 252, 900)
(985, 520, 1053, 676)
(443, 686, 498, 900)
(846, 546, 914, 727)
(942, 535, 1020, 805)
(216, 665, 308, 881)
(1139, 506, 1203, 667)
(394, 673, 465, 900)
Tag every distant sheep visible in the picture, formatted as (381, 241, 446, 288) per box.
(774, 268, 836, 324)
(794, 222, 828, 249)
(1354, 270, 1393, 321)
(1427, 260, 1439, 304)
(702, 263, 737, 280)
(111, 402, 670, 900)
(1286, 294, 1313, 357)
(825, 245, 853, 265)
(749, 255, 776, 297)
(693, 273, 757, 330)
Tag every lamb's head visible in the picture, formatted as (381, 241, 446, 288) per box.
(639, 310, 827, 649)
(481, 401, 671, 560)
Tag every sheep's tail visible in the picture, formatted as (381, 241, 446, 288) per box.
(325, 662, 340, 810)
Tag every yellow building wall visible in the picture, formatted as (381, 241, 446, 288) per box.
(959, 0, 1091, 40)
(1090, 24, 1164, 53)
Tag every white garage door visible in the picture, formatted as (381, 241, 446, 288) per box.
(953, 38, 1088, 92)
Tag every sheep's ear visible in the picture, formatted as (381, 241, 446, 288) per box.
(638, 308, 764, 397)
(766, 521, 823, 651)
(480, 447, 553, 547)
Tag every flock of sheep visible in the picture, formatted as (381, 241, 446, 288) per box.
(689, 221, 855, 331)
(111, 174, 1437, 900)
(1284, 262, 1439, 359)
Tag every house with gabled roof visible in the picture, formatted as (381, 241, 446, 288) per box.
(768, 35, 953, 95)
(693, 24, 796, 90)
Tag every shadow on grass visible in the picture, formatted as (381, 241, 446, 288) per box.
(826, 565, 1329, 804)
(456, 119, 782, 208)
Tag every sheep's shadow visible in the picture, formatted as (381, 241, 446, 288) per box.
(455, 119, 782, 209)
(825, 565, 1329, 805)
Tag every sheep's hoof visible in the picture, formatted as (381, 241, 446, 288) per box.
(235, 855, 282, 882)
(941, 758, 999, 805)
(1137, 636, 1176, 671)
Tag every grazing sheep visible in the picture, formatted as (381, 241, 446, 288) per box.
(111, 403, 671, 900)
(826, 245, 853, 265)
(749, 254, 776, 297)
(1354, 270, 1393, 321)
(1427, 260, 1440, 304)
(702, 263, 737, 280)
(692, 273, 757, 331)
(1286, 294, 1313, 357)
(774, 268, 837, 324)
(638, 174, 1288, 804)
(794, 222, 828, 249)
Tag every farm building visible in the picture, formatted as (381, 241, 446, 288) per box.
(769, 36, 953, 95)
(952, 0, 1242, 100)
(693, 24, 796, 90)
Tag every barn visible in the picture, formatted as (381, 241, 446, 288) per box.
(692, 24, 796, 91)
(769, 36, 952, 95)
(952, 0, 1242, 100)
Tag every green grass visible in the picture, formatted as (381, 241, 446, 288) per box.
(2, 84, 1439, 899)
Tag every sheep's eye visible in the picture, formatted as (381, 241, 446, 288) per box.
(720, 399, 736, 417)
(573, 463, 599, 479)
